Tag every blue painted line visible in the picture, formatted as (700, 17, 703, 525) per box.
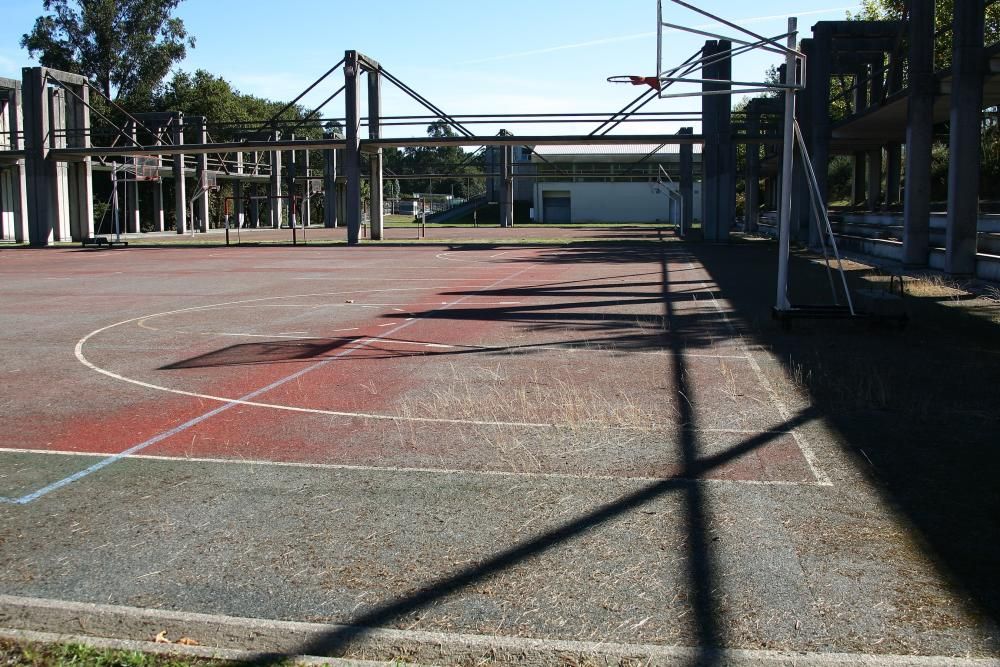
(6, 268, 530, 506)
(9, 342, 361, 505)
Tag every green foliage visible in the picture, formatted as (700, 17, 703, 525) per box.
(153, 69, 324, 142)
(0, 637, 228, 667)
(848, 0, 1000, 70)
(21, 0, 194, 102)
(828, 155, 853, 204)
(383, 121, 485, 198)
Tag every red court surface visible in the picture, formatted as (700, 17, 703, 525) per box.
(1, 243, 820, 498)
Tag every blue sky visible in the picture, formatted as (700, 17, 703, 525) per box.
(0, 1, 863, 136)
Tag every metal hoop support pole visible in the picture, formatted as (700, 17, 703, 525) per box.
(775, 17, 797, 312)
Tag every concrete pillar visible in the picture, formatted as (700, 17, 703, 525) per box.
(678, 127, 694, 234)
(745, 111, 760, 233)
(126, 122, 140, 233)
(701, 40, 732, 242)
(249, 183, 260, 228)
(22, 68, 54, 245)
(268, 138, 282, 229)
(885, 143, 901, 206)
(287, 143, 297, 229)
(344, 51, 362, 245)
(794, 39, 815, 245)
(196, 118, 209, 232)
(502, 143, 514, 227)
(48, 87, 71, 241)
(763, 176, 775, 212)
(171, 116, 186, 233)
(869, 59, 884, 108)
(851, 153, 867, 205)
(866, 148, 881, 212)
(806, 30, 832, 248)
(368, 67, 384, 240)
(854, 67, 869, 113)
(67, 81, 92, 241)
(234, 151, 244, 229)
(10, 86, 28, 243)
(303, 148, 311, 228)
(251, 151, 261, 227)
(944, 0, 985, 276)
(324, 149, 338, 228)
(903, 0, 935, 267)
(152, 125, 165, 231)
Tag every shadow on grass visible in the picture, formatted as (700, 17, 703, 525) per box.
(685, 242, 1000, 623)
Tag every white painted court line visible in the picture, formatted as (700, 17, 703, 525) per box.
(3, 270, 534, 506)
(0, 447, 827, 487)
(700, 280, 833, 487)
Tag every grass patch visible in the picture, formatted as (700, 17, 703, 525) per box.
(0, 637, 229, 667)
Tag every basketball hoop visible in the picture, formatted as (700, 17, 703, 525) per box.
(607, 75, 662, 91)
(133, 156, 161, 182)
(199, 170, 220, 192)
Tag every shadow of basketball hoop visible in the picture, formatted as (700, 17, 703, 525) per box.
(159, 337, 360, 370)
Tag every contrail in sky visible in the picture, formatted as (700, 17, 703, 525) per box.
(462, 5, 862, 65)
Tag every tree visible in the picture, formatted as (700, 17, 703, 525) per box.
(848, 1, 1000, 70)
(21, 0, 194, 102)
(388, 121, 482, 198)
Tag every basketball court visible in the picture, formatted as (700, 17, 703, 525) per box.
(1, 237, 997, 664)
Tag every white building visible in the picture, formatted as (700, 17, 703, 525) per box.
(528, 144, 702, 224)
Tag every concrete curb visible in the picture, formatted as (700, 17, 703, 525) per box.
(1, 595, 998, 666)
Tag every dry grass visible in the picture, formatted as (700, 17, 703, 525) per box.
(385, 357, 672, 473)
(399, 362, 656, 431)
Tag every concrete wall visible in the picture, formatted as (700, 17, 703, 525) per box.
(533, 181, 702, 223)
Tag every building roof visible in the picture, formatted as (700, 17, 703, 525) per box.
(529, 143, 702, 163)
